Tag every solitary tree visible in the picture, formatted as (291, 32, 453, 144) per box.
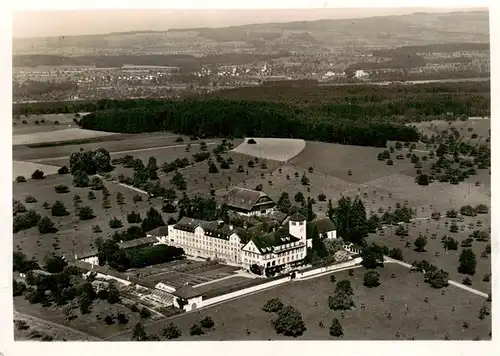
(37, 216, 56, 234)
(329, 318, 343, 337)
(116, 192, 125, 211)
(162, 323, 182, 339)
(132, 323, 148, 341)
(363, 271, 381, 288)
(458, 249, 477, 275)
(272, 305, 307, 337)
(414, 234, 427, 252)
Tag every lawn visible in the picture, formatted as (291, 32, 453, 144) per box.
(110, 263, 491, 340)
(367, 214, 492, 290)
(12, 173, 163, 261)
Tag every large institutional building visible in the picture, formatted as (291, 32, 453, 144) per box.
(146, 187, 337, 273)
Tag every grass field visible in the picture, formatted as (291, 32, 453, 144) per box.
(13, 128, 120, 146)
(289, 141, 420, 184)
(13, 173, 159, 260)
(13, 161, 60, 179)
(160, 151, 281, 198)
(410, 118, 490, 144)
(13, 311, 100, 341)
(367, 214, 492, 290)
(110, 263, 491, 340)
(14, 295, 145, 340)
(232, 138, 306, 162)
(13, 132, 185, 162)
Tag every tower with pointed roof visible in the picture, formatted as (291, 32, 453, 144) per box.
(288, 212, 307, 245)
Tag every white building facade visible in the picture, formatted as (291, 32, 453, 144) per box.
(164, 218, 244, 265)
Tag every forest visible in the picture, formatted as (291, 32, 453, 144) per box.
(78, 99, 418, 147)
(14, 82, 490, 148)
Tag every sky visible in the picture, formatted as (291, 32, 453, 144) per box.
(12, 7, 487, 38)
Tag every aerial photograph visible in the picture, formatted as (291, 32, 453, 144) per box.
(10, 6, 491, 342)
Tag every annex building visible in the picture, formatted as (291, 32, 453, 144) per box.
(224, 187, 276, 217)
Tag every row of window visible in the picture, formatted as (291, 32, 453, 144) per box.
(244, 253, 303, 266)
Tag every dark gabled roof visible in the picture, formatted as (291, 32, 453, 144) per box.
(289, 212, 306, 222)
(146, 226, 169, 236)
(78, 248, 99, 259)
(118, 236, 158, 250)
(224, 187, 275, 211)
(307, 218, 336, 235)
(171, 284, 204, 299)
(268, 210, 288, 224)
(173, 217, 218, 232)
(252, 228, 301, 253)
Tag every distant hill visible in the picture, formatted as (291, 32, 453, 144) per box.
(13, 10, 489, 56)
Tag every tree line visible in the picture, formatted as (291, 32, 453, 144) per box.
(76, 99, 418, 147)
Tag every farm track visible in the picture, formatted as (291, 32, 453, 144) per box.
(28, 142, 219, 163)
(384, 256, 489, 298)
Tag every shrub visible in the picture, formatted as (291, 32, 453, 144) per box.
(127, 211, 142, 224)
(363, 271, 381, 288)
(247, 139, 257, 144)
(108, 217, 123, 229)
(58, 166, 69, 175)
(78, 206, 95, 220)
(162, 323, 181, 339)
(263, 298, 284, 313)
(462, 277, 472, 285)
(117, 313, 129, 324)
(37, 216, 56, 234)
(13, 210, 41, 233)
(190, 324, 204, 336)
(460, 205, 477, 217)
(31, 170, 45, 180)
(16, 176, 27, 183)
(416, 174, 429, 186)
(50, 201, 69, 217)
(25, 196, 37, 203)
(200, 316, 215, 329)
(475, 204, 489, 214)
(318, 193, 327, 202)
(90, 177, 104, 190)
(386, 159, 394, 166)
(54, 185, 69, 194)
(328, 291, 354, 311)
